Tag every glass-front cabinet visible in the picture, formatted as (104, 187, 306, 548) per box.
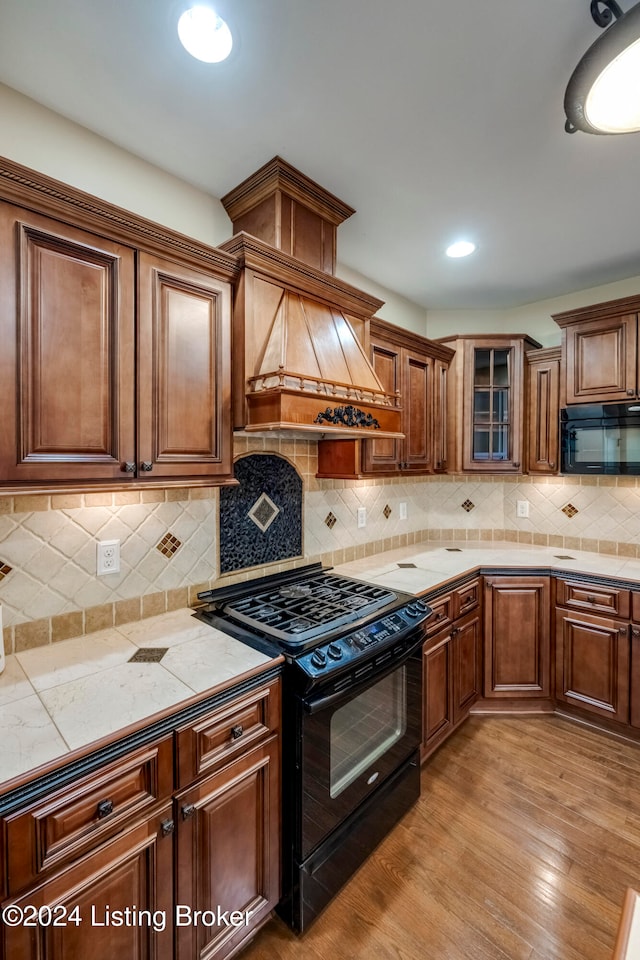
(436, 334, 541, 473)
(471, 346, 512, 463)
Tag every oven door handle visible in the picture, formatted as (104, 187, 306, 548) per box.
(300, 633, 423, 715)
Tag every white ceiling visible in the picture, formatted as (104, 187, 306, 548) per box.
(0, 0, 638, 310)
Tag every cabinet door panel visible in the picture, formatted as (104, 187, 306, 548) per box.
(175, 736, 280, 960)
(527, 353, 559, 474)
(555, 609, 630, 723)
(137, 254, 232, 480)
(361, 340, 402, 473)
(564, 314, 637, 402)
(422, 634, 453, 755)
(403, 353, 432, 471)
(0, 204, 135, 483)
(452, 611, 482, 723)
(1, 805, 173, 960)
(484, 577, 551, 697)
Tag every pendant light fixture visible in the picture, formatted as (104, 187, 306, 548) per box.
(565, 0, 640, 133)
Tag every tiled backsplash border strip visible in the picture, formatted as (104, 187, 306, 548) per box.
(1, 470, 640, 515)
(4, 525, 640, 657)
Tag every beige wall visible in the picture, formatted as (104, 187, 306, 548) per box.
(0, 83, 231, 247)
(335, 263, 428, 336)
(427, 275, 640, 347)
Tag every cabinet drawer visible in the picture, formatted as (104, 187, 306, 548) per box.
(5, 735, 173, 895)
(556, 579, 630, 619)
(453, 579, 481, 619)
(176, 679, 281, 788)
(425, 594, 453, 636)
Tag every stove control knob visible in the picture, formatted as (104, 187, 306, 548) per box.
(353, 634, 366, 649)
(327, 643, 343, 660)
(310, 650, 327, 669)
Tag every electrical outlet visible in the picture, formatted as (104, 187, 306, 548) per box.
(357, 507, 367, 528)
(516, 500, 530, 519)
(97, 539, 120, 576)
(399, 501, 408, 520)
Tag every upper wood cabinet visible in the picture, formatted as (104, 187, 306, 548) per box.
(0, 158, 236, 491)
(437, 334, 541, 474)
(317, 319, 454, 478)
(554, 295, 640, 404)
(526, 346, 560, 475)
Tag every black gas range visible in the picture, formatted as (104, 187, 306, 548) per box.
(196, 563, 432, 932)
(196, 563, 431, 688)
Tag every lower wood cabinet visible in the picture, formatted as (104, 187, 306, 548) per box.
(2, 803, 174, 960)
(555, 608, 630, 724)
(1, 677, 281, 960)
(483, 576, 551, 698)
(175, 737, 280, 960)
(422, 604, 482, 758)
(632, 625, 640, 730)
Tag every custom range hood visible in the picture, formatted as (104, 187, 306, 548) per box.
(219, 158, 402, 438)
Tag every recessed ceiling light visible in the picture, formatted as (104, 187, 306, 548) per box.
(178, 5, 233, 63)
(446, 240, 476, 258)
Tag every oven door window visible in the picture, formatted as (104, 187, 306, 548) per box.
(330, 667, 407, 798)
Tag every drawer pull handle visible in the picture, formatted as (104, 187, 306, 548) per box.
(231, 724, 244, 740)
(160, 819, 175, 837)
(462, 595, 474, 606)
(435, 612, 444, 620)
(181, 804, 196, 820)
(586, 595, 596, 603)
(96, 799, 114, 819)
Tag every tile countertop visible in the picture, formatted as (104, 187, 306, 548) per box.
(331, 540, 640, 597)
(3, 540, 639, 796)
(0, 608, 279, 792)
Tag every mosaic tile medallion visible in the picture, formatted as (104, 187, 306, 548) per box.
(383, 504, 392, 519)
(156, 533, 182, 557)
(562, 503, 579, 518)
(219, 454, 303, 574)
(0, 562, 13, 581)
(248, 493, 280, 533)
(461, 499, 475, 513)
(325, 512, 337, 529)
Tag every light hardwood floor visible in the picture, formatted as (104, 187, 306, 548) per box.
(240, 715, 640, 960)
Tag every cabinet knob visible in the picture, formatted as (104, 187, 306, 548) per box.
(122, 462, 136, 473)
(549, 461, 556, 469)
(513, 462, 521, 469)
(632, 627, 640, 638)
(619, 625, 628, 636)
(181, 803, 196, 820)
(140, 461, 153, 472)
(96, 799, 114, 819)
(231, 724, 244, 740)
(586, 595, 596, 603)
(160, 819, 175, 837)
(628, 389, 635, 396)
(451, 626, 459, 637)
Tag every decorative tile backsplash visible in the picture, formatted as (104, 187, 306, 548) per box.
(219, 453, 303, 574)
(3, 431, 640, 653)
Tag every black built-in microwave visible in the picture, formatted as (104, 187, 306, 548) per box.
(561, 403, 640, 474)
